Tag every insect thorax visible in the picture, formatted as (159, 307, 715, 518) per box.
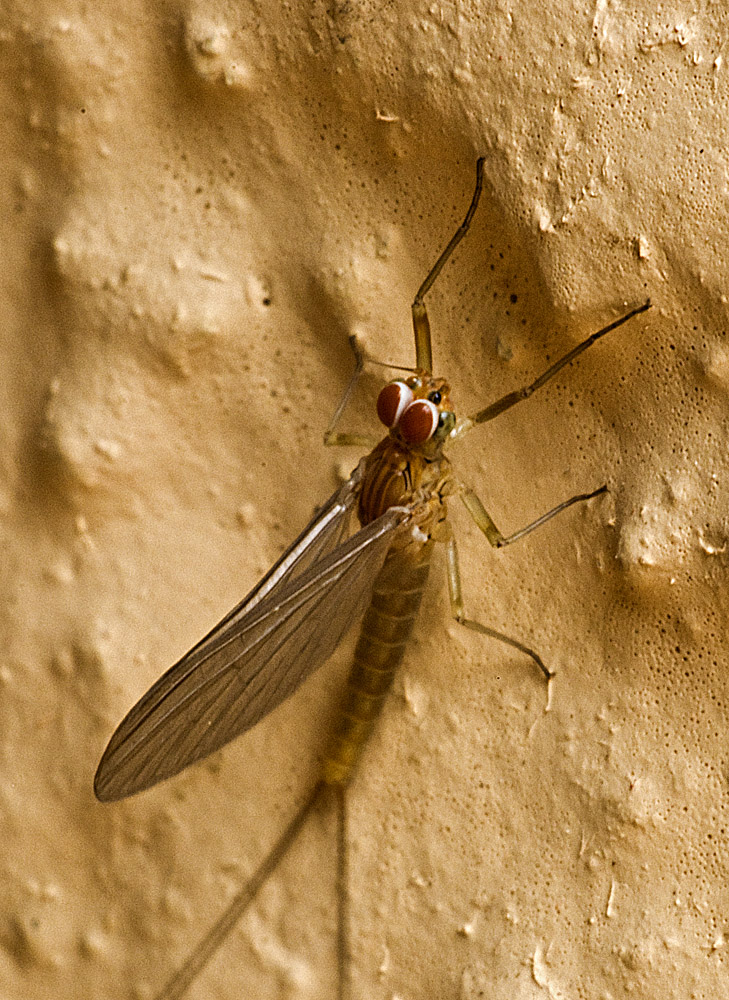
(357, 436, 452, 533)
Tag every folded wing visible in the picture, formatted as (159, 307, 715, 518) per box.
(95, 473, 405, 801)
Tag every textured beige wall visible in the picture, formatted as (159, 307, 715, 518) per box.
(2, 1, 729, 998)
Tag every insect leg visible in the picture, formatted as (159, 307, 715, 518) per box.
(445, 535, 551, 679)
(324, 334, 379, 449)
(450, 300, 651, 441)
(411, 157, 485, 374)
(460, 483, 607, 549)
(153, 782, 325, 1000)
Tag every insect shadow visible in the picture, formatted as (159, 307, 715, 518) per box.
(94, 158, 651, 999)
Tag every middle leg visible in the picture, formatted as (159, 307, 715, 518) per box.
(460, 483, 607, 549)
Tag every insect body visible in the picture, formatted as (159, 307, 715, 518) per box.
(94, 159, 650, 999)
(323, 374, 454, 787)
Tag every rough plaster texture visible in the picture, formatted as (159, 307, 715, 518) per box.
(2, 1, 729, 998)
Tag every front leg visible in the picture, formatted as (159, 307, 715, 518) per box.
(410, 157, 485, 374)
(324, 334, 379, 450)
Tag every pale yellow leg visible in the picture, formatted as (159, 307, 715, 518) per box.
(451, 301, 651, 442)
(445, 534, 551, 679)
(324, 334, 379, 449)
(460, 483, 607, 549)
(449, 483, 608, 679)
(410, 157, 485, 374)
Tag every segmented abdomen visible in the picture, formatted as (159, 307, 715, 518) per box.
(322, 540, 433, 786)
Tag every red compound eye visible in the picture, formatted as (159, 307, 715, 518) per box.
(377, 381, 413, 428)
(399, 399, 439, 444)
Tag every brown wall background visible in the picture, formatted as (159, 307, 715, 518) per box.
(2, 2, 729, 998)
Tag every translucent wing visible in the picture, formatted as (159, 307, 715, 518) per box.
(198, 463, 365, 632)
(95, 476, 405, 801)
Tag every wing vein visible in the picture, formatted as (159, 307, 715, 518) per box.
(95, 482, 407, 801)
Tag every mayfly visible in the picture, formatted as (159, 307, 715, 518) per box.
(94, 158, 650, 1000)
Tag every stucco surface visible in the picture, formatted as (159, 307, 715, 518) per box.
(2, 2, 729, 998)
